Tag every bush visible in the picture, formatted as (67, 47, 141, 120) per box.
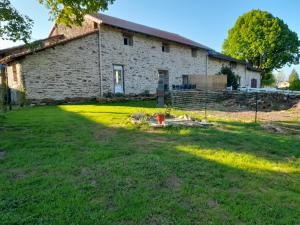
(290, 80, 300, 90)
(219, 66, 239, 90)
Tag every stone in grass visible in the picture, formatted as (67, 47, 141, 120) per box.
(0, 149, 6, 159)
(130, 112, 148, 123)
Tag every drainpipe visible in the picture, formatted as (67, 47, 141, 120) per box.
(245, 64, 247, 88)
(97, 24, 103, 98)
(204, 51, 209, 120)
(206, 51, 208, 76)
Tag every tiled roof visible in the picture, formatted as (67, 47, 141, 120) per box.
(208, 50, 263, 73)
(0, 31, 98, 64)
(88, 13, 212, 50)
(0, 35, 65, 58)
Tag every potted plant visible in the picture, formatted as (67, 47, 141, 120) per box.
(156, 113, 165, 124)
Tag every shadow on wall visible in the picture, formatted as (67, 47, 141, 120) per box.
(0, 101, 299, 224)
(0, 85, 26, 109)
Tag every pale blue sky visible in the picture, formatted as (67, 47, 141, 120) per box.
(1, 0, 299, 76)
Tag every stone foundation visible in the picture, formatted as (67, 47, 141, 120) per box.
(27, 95, 156, 106)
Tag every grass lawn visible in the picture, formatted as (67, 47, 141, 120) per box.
(0, 100, 299, 225)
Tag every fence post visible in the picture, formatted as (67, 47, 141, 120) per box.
(255, 92, 258, 123)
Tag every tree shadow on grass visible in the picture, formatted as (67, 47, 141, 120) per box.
(0, 103, 299, 225)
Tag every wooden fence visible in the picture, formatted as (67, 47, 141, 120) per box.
(188, 75, 227, 90)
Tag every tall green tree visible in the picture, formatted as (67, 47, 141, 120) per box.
(0, 0, 33, 43)
(38, 0, 114, 26)
(223, 10, 300, 82)
(0, 0, 115, 43)
(288, 68, 299, 83)
(288, 69, 300, 90)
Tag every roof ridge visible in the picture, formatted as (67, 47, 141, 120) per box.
(89, 13, 212, 50)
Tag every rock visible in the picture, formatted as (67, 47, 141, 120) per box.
(131, 112, 146, 121)
(0, 150, 6, 159)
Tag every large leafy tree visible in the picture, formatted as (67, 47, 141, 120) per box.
(288, 68, 300, 90)
(38, 0, 114, 26)
(0, 0, 114, 43)
(0, 0, 33, 43)
(288, 68, 299, 83)
(223, 10, 300, 81)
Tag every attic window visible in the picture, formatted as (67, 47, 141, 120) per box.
(123, 34, 133, 46)
(93, 22, 98, 29)
(191, 48, 197, 57)
(162, 43, 170, 53)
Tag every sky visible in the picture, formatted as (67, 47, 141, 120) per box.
(1, 0, 300, 77)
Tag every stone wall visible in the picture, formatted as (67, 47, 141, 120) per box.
(99, 24, 208, 95)
(171, 90, 300, 111)
(19, 33, 101, 102)
(245, 70, 261, 88)
(49, 18, 97, 38)
(208, 57, 261, 88)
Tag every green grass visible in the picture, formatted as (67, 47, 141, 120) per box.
(0, 100, 299, 225)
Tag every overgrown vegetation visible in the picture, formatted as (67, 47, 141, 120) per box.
(0, 101, 299, 224)
(219, 66, 239, 89)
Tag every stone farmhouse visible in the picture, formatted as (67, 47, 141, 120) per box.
(0, 13, 262, 104)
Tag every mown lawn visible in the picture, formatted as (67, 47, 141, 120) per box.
(0, 100, 299, 225)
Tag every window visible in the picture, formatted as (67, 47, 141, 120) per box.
(251, 79, 257, 88)
(113, 65, 124, 93)
(123, 34, 133, 46)
(237, 75, 241, 85)
(191, 48, 197, 57)
(12, 64, 17, 82)
(230, 61, 237, 69)
(162, 43, 170, 53)
(182, 75, 189, 85)
(93, 22, 98, 29)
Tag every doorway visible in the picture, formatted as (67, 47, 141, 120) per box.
(113, 65, 124, 94)
(251, 79, 257, 88)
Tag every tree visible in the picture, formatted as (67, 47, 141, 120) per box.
(38, 0, 115, 26)
(0, 0, 115, 43)
(0, 0, 33, 43)
(288, 68, 299, 83)
(288, 68, 300, 90)
(222, 10, 300, 82)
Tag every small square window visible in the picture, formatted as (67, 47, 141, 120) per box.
(123, 35, 133, 46)
(162, 43, 170, 53)
(191, 48, 197, 57)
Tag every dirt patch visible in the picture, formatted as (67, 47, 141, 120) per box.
(261, 122, 300, 136)
(163, 175, 181, 191)
(8, 169, 28, 181)
(207, 199, 219, 208)
(93, 126, 117, 143)
(261, 123, 286, 134)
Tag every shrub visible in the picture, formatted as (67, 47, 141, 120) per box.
(219, 66, 239, 90)
(290, 80, 300, 90)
